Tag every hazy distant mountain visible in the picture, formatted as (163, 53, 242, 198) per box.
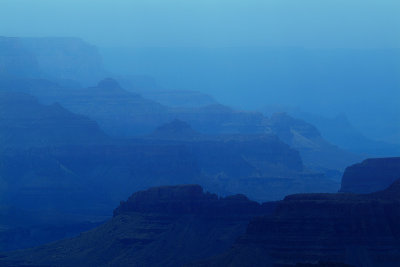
(0, 37, 374, 172)
(294, 112, 400, 153)
(52, 78, 170, 137)
(0, 78, 363, 175)
(3, 37, 398, 145)
(0, 91, 108, 148)
(265, 108, 400, 156)
(0, 77, 267, 136)
(143, 89, 218, 108)
(268, 113, 364, 172)
(0, 36, 107, 85)
(100, 46, 400, 145)
(116, 75, 218, 108)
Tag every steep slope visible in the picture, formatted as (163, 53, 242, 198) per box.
(0, 91, 108, 148)
(340, 157, 400, 194)
(0, 185, 275, 267)
(269, 112, 364, 172)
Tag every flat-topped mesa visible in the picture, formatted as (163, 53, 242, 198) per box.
(113, 184, 263, 217)
(340, 157, 400, 194)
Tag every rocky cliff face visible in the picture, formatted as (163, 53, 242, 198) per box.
(0, 36, 107, 85)
(340, 157, 400, 194)
(195, 178, 400, 267)
(0, 185, 275, 267)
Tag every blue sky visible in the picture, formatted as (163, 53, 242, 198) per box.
(1, 0, 399, 48)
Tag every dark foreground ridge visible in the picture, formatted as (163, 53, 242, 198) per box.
(192, 178, 400, 267)
(0, 185, 275, 267)
(340, 157, 400, 194)
(114, 184, 267, 216)
(2, 158, 400, 267)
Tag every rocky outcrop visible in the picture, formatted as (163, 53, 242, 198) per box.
(0, 185, 275, 267)
(195, 179, 400, 267)
(114, 184, 267, 217)
(340, 157, 400, 194)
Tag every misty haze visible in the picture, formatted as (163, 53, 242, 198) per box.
(0, 1, 399, 266)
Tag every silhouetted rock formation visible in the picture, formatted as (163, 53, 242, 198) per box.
(0, 185, 275, 267)
(194, 178, 400, 267)
(114, 184, 264, 217)
(340, 157, 400, 194)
